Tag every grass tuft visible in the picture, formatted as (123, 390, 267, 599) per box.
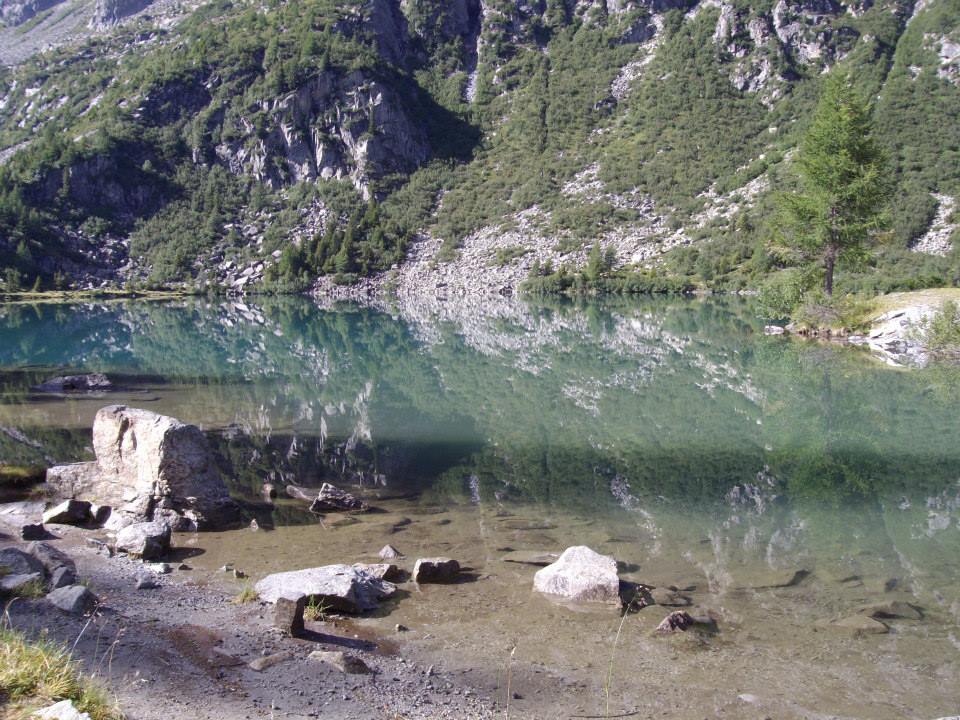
(0, 626, 122, 720)
(232, 584, 258, 604)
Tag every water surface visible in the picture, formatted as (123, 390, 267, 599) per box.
(1, 296, 958, 718)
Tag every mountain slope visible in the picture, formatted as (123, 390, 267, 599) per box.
(0, 0, 958, 294)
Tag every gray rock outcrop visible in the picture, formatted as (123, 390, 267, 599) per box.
(254, 564, 397, 612)
(47, 585, 97, 614)
(115, 520, 171, 559)
(533, 546, 620, 605)
(0, 0, 63, 26)
(412, 557, 460, 583)
(307, 650, 371, 674)
(45, 405, 237, 530)
(32, 699, 92, 720)
(42, 499, 92, 526)
(309, 483, 369, 513)
(89, 0, 151, 30)
(33, 373, 112, 393)
(0, 547, 46, 576)
(0, 572, 43, 595)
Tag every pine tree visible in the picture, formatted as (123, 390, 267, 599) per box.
(776, 73, 890, 296)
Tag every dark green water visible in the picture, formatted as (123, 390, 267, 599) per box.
(3, 296, 960, 717)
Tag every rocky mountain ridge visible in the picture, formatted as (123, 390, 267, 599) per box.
(0, 0, 957, 294)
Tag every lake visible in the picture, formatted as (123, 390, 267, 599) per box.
(1, 295, 959, 718)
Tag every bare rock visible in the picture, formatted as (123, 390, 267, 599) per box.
(20, 523, 48, 540)
(413, 557, 460, 583)
(33, 373, 112, 393)
(28, 541, 76, 574)
(46, 406, 237, 530)
(308, 650, 371, 674)
(135, 567, 160, 590)
(47, 584, 97, 614)
(737, 568, 810, 590)
(0, 572, 44, 595)
(309, 483, 368, 513)
(650, 587, 693, 607)
(500, 550, 559, 566)
(254, 564, 397, 612)
(115, 520, 171, 560)
(655, 610, 718, 634)
(274, 596, 306, 637)
(379, 544, 403, 560)
(32, 699, 92, 720)
(50, 566, 77, 589)
(0, 547, 46, 575)
(353, 562, 402, 582)
(533, 546, 620, 605)
(856, 600, 922, 620)
(831, 614, 889, 636)
(42, 499, 92, 526)
(248, 651, 292, 672)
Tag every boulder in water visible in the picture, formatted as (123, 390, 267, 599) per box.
(533, 546, 620, 605)
(254, 564, 397, 613)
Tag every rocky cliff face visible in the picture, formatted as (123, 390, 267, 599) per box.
(213, 71, 430, 198)
(0, 0, 63, 26)
(89, 0, 151, 30)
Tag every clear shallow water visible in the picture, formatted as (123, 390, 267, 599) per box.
(2, 296, 960, 718)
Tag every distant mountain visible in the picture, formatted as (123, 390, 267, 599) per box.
(0, 0, 957, 295)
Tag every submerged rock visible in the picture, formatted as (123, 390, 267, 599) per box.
(33, 373, 112, 394)
(500, 550, 559, 566)
(412, 557, 460, 583)
(831, 614, 889, 636)
(254, 564, 397, 612)
(115, 520, 171, 560)
(856, 600, 922, 620)
(533, 546, 620, 605)
(248, 651, 292, 672)
(46, 405, 238, 530)
(309, 483, 369, 513)
(655, 610, 718, 634)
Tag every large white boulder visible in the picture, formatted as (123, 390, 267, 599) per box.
(46, 405, 237, 529)
(533, 546, 621, 605)
(254, 564, 397, 613)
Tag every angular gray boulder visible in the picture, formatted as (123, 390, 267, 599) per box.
(45, 405, 237, 530)
(28, 541, 76, 575)
(0, 547, 46, 576)
(254, 564, 397, 613)
(115, 520, 171, 560)
(412, 557, 460, 583)
(533, 546, 621, 605)
(309, 483, 368, 513)
(42, 499, 92, 526)
(47, 585, 97, 614)
(0, 572, 44, 595)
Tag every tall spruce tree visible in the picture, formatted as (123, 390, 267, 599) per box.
(777, 73, 890, 296)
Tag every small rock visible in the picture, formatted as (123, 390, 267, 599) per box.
(308, 650, 371, 674)
(655, 610, 717, 634)
(47, 585, 97, 614)
(395, 624, 409, 632)
(85, 538, 114, 557)
(34, 373, 111, 394)
(309, 483, 369, 513)
(262, 483, 277, 500)
(533, 546, 620, 605)
(233, 569, 246, 579)
(856, 600, 922, 620)
(0, 572, 44, 595)
(353, 562, 401, 582)
(20, 523, 48, 540)
(135, 568, 159, 590)
(42, 499, 91, 526)
(274, 596, 306, 637)
(379, 544, 403, 560)
(144, 562, 172, 574)
(50, 566, 77, 590)
(248, 651, 292, 672)
(115, 520, 171, 560)
(249, 519, 259, 531)
(28, 541, 76, 574)
(650, 587, 692, 607)
(831, 614, 890, 636)
(0, 547, 46, 576)
(500, 550, 559, 566)
(413, 557, 461, 584)
(763, 325, 785, 335)
(32, 699, 92, 720)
